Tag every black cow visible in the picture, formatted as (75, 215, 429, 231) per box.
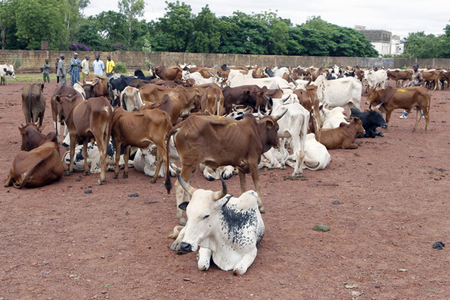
(134, 69, 156, 81)
(107, 75, 137, 106)
(350, 107, 388, 138)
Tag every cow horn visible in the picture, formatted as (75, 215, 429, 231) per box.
(368, 103, 373, 110)
(257, 107, 264, 119)
(93, 78, 99, 86)
(273, 108, 288, 121)
(34, 121, 39, 126)
(282, 95, 291, 103)
(375, 102, 383, 109)
(212, 176, 227, 201)
(21, 122, 26, 127)
(176, 169, 196, 196)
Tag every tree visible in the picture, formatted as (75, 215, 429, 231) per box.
(118, 0, 145, 46)
(187, 5, 221, 53)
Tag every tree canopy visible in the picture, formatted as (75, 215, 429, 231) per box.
(3, 0, 448, 59)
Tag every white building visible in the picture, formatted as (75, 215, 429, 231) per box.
(355, 26, 404, 56)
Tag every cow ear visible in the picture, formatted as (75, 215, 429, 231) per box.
(266, 119, 273, 129)
(178, 201, 189, 211)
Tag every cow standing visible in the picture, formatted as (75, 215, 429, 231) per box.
(169, 171, 264, 276)
(165, 113, 281, 225)
(365, 86, 431, 132)
(0, 64, 15, 85)
(21, 83, 46, 127)
(55, 94, 113, 185)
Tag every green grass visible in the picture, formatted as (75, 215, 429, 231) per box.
(8, 73, 57, 82)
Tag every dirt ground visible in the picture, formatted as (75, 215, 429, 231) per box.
(1, 79, 449, 300)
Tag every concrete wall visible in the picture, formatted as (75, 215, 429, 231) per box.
(1, 49, 450, 73)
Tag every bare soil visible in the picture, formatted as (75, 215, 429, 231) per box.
(1, 80, 450, 300)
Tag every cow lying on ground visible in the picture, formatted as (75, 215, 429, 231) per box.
(22, 83, 46, 127)
(165, 112, 281, 225)
(350, 108, 387, 138)
(19, 123, 52, 151)
(365, 86, 431, 132)
(5, 127, 63, 188)
(319, 117, 365, 149)
(169, 170, 264, 276)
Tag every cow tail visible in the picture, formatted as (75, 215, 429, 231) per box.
(164, 129, 177, 194)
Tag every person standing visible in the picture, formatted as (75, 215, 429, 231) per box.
(81, 55, 90, 81)
(400, 63, 424, 119)
(106, 55, 116, 77)
(55, 57, 60, 84)
(42, 58, 51, 83)
(57, 54, 67, 87)
(93, 54, 105, 76)
(68, 52, 81, 87)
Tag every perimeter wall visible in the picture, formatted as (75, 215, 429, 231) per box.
(2, 50, 450, 73)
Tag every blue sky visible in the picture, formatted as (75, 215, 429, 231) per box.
(83, 0, 448, 39)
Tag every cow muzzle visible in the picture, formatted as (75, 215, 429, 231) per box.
(178, 242, 194, 254)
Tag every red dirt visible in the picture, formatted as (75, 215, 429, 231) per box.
(1, 80, 449, 299)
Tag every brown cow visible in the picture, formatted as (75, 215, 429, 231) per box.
(294, 84, 321, 139)
(83, 78, 106, 99)
(19, 123, 56, 151)
(165, 112, 282, 224)
(84, 74, 109, 96)
(5, 135, 63, 188)
(319, 117, 365, 149)
(155, 65, 183, 81)
(21, 83, 46, 127)
(199, 83, 224, 115)
(365, 86, 431, 132)
(50, 86, 80, 141)
(387, 69, 413, 87)
(55, 94, 113, 184)
(111, 107, 172, 183)
(422, 70, 441, 90)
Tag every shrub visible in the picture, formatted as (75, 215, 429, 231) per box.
(9, 55, 22, 69)
(111, 43, 128, 51)
(115, 62, 127, 73)
(69, 43, 90, 51)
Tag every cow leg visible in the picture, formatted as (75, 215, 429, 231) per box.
(233, 248, 257, 276)
(113, 141, 122, 179)
(82, 140, 89, 176)
(385, 111, 392, 131)
(97, 137, 108, 185)
(175, 169, 192, 225)
(413, 109, 421, 133)
(152, 141, 169, 183)
(67, 135, 77, 175)
(170, 226, 186, 251)
(238, 170, 247, 193)
(4, 174, 12, 187)
(123, 146, 130, 178)
(197, 248, 212, 271)
(249, 166, 265, 213)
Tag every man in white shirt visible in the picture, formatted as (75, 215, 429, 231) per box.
(93, 54, 105, 76)
(81, 55, 90, 80)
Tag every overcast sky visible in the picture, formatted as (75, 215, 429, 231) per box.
(83, 0, 449, 39)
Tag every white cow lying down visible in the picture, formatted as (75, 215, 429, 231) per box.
(134, 137, 236, 180)
(259, 133, 331, 171)
(169, 171, 265, 275)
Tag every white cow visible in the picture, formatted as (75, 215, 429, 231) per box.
(269, 95, 309, 176)
(301, 133, 331, 170)
(312, 75, 362, 110)
(321, 106, 349, 129)
(0, 64, 15, 85)
(170, 172, 265, 275)
(364, 69, 388, 90)
(182, 71, 222, 86)
(73, 82, 86, 100)
(120, 86, 144, 111)
(228, 72, 295, 90)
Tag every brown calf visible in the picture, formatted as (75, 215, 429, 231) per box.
(55, 94, 113, 184)
(366, 86, 431, 132)
(319, 117, 365, 149)
(22, 83, 46, 127)
(111, 107, 172, 183)
(19, 123, 56, 151)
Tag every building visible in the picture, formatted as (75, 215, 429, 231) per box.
(355, 26, 404, 56)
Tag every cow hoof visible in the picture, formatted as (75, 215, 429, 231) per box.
(83, 171, 89, 176)
(64, 171, 71, 176)
(150, 179, 157, 184)
(378, 132, 384, 137)
(113, 174, 118, 179)
(179, 220, 186, 226)
(259, 207, 266, 214)
(206, 175, 215, 181)
(123, 174, 128, 178)
(96, 180, 103, 186)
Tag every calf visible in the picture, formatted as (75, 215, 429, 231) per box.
(319, 117, 365, 149)
(365, 86, 431, 132)
(350, 107, 387, 138)
(22, 83, 46, 127)
(19, 123, 55, 151)
(112, 107, 172, 183)
(5, 135, 63, 188)
(169, 171, 264, 276)
(55, 94, 113, 184)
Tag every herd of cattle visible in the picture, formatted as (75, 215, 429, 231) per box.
(3, 63, 436, 275)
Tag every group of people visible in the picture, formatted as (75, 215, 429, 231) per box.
(43, 53, 116, 87)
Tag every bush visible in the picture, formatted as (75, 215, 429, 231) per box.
(9, 55, 22, 69)
(115, 62, 127, 73)
(111, 43, 127, 51)
(69, 43, 90, 51)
